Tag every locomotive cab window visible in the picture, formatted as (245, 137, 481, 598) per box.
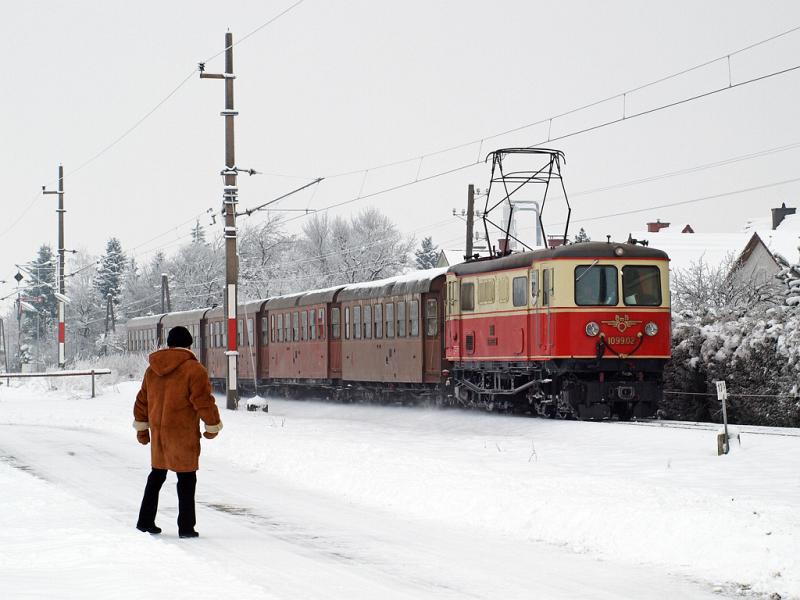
(512, 276, 528, 307)
(542, 268, 554, 306)
(461, 282, 475, 311)
(622, 265, 662, 306)
(575, 264, 618, 306)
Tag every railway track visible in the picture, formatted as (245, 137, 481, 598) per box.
(610, 418, 800, 438)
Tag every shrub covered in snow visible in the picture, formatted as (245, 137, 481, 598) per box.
(663, 255, 800, 426)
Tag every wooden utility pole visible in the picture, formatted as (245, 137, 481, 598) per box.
(201, 33, 240, 410)
(465, 184, 475, 260)
(43, 165, 66, 368)
(160, 274, 171, 313)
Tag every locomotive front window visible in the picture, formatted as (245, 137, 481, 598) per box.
(574, 265, 618, 306)
(622, 265, 662, 306)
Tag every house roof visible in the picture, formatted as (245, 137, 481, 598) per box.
(628, 231, 752, 273)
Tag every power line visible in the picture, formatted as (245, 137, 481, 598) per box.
(268, 22, 800, 181)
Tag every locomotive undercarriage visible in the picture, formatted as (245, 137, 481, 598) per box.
(213, 357, 663, 420)
(450, 359, 665, 420)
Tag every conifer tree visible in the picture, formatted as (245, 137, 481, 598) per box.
(414, 236, 439, 270)
(95, 238, 126, 305)
(22, 245, 57, 337)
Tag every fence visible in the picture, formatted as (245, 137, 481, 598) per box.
(0, 369, 112, 398)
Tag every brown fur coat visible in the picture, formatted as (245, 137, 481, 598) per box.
(133, 348, 222, 472)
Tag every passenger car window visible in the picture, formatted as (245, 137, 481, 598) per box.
(425, 299, 438, 336)
(364, 305, 372, 339)
(409, 299, 419, 336)
(386, 302, 395, 338)
(344, 307, 350, 340)
(512, 276, 528, 307)
(301, 311, 308, 341)
(353, 305, 361, 339)
(331, 308, 340, 339)
(575, 265, 618, 306)
(622, 266, 662, 306)
(375, 303, 383, 338)
(397, 301, 406, 337)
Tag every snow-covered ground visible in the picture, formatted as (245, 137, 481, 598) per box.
(0, 379, 797, 599)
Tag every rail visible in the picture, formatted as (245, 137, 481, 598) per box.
(0, 369, 112, 398)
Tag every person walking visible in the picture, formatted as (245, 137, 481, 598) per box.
(133, 325, 223, 538)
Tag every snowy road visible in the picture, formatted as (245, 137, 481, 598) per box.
(0, 422, 720, 599)
(1, 380, 796, 599)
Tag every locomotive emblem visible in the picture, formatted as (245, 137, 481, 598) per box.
(601, 314, 642, 333)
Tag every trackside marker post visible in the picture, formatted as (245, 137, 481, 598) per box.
(715, 380, 729, 455)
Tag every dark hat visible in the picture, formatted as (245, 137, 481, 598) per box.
(167, 326, 193, 348)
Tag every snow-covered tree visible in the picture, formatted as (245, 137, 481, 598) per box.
(191, 220, 207, 245)
(414, 236, 439, 270)
(22, 245, 58, 338)
(95, 238, 126, 306)
(573, 228, 590, 243)
(66, 249, 103, 359)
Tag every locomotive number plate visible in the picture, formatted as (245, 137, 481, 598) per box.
(607, 336, 637, 345)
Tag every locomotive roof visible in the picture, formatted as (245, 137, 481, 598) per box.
(338, 268, 447, 301)
(448, 241, 668, 276)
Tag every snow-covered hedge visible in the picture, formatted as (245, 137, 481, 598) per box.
(662, 257, 800, 426)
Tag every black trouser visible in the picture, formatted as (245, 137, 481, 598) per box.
(137, 468, 197, 533)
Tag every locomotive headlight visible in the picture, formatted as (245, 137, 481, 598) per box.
(585, 321, 600, 337)
(614, 246, 625, 256)
(644, 321, 658, 336)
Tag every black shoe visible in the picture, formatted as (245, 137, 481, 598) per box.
(179, 530, 199, 538)
(136, 524, 162, 535)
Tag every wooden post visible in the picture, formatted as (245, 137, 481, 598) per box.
(91, 369, 96, 398)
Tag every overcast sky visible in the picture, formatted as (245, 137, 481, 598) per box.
(2, 0, 800, 301)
